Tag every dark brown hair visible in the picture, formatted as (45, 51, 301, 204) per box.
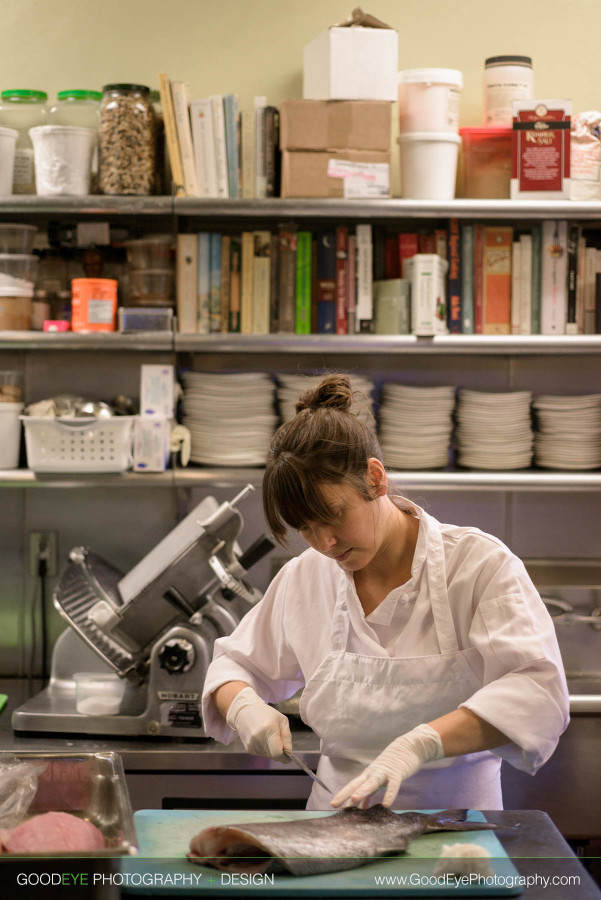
(263, 374, 383, 545)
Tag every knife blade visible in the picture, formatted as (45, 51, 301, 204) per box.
(284, 749, 333, 794)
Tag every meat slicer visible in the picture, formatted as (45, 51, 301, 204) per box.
(13, 486, 275, 738)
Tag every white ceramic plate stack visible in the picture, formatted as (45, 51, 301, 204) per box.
(533, 394, 601, 470)
(276, 374, 375, 426)
(455, 389, 533, 470)
(181, 372, 277, 466)
(379, 383, 455, 469)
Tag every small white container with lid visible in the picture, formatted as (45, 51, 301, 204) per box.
(0, 127, 18, 195)
(397, 68, 463, 134)
(484, 55, 534, 127)
(0, 90, 48, 194)
(29, 125, 95, 196)
(398, 132, 461, 200)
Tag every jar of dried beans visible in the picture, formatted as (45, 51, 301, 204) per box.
(98, 84, 155, 195)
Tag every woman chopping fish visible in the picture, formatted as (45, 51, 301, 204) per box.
(201, 374, 570, 812)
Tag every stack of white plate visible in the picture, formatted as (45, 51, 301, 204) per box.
(276, 374, 375, 425)
(181, 372, 277, 466)
(455, 389, 533, 470)
(379, 383, 455, 469)
(533, 394, 601, 470)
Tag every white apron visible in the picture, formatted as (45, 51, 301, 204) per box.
(299, 511, 503, 811)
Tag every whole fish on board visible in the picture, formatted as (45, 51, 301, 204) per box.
(187, 805, 504, 877)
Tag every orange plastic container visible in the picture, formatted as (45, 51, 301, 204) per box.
(459, 127, 513, 198)
(71, 278, 118, 332)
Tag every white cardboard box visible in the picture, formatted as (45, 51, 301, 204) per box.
(404, 254, 449, 336)
(140, 364, 175, 418)
(133, 417, 170, 472)
(303, 27, 398, 101)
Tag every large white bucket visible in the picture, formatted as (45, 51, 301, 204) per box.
(398, 132, 461, 200)
(0, 402, 24, 468)
(397, 68, 463, 133)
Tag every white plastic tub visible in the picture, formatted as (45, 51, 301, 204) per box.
(397, 68, 463, 133)
(21, 415, 136, 473)
(0, 127, 18, 194)
(398, 132, 461, 200)
(0, 402, 24, 468)
(29, 125, 95, 196)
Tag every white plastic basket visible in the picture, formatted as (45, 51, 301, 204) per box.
(20, 416, 137, 473)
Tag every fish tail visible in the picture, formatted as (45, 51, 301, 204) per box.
(425, 809, 503, 832)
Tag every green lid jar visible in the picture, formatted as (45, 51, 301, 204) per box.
(0, 91, 48, 193)
(50, 91, 102, 128)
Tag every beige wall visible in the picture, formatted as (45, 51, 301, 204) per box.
(3, 0, 600, 120)
(1, 0, 598, 195)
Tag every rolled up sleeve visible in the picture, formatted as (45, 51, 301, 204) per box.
(201, 563, 305, 744)
(459, 563, 570, 774)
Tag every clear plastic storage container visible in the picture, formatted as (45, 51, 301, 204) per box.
(49, 91, 101, 190)
(0, 90, 48, 194)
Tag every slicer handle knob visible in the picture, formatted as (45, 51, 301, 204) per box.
(158, 639, 195, 674)
(238, 534, 277, 571)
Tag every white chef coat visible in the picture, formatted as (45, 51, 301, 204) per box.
(201, 503, 570, 803)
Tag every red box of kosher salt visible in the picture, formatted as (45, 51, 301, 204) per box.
(511, 99, 571, 199)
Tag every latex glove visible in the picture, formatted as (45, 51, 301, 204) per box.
(225, 686, 292, 763)
(331, 723, 444, 809)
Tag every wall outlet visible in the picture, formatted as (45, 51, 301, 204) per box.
(29, 531, 58, 577)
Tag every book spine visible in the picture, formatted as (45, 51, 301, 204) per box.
(566, 223, 580, 334)
(447, 218, 462, 334)
(310, 238, 318, 334)
(576, 235, 586, 334)
(482, 226, 512, 335)
(158, 73, 185, 196)
(240, 231, 255, 334)
(335, 226, 348, 335)
(252, 230, 271, 335)
(228, 236, 241, 333)
(170, 81, 199, 197)
(264, 106, 280, 198)
(398, 232, 418, 277)
(316, 229, 336, 334)
(347, 234, 357, 336)
(197, 232, 210, 335)
(530, 224, 542, 334)
(223, 94, 240, 199)
(435, 229, 448, 259)
(295, 231, 312, 334)
(585, 245, 597, 335)
(277, 227, 297, 332)
(211, 95, 229, 198)
(519, 233, 532, 335)
(460, 224, 474, 335)
(384, 237, 400, 279)
(209, 232, 222, 334)
(220, 234, 231, 334)
(241, 108, 255, 199)
(511, 240, 521, 336)
(541, 220, 568, 335)
(356, 224, 373, 333)
(189, 98, 218, 198)
(254, 96, 267, 199)
(595, 250, 601, 334)
(473, 224, 484, 334)
(269, 232, 279, 333)
(418, 231, 436, 253)
(176, 233, 198, 333)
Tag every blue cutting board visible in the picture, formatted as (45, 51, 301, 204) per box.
(121, 809, 522, 896)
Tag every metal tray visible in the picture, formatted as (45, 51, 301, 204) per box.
(0, 751, 138, 857)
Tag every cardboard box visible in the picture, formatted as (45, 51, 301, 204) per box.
(133, 417, 170, 472)
(279, 100, 390, 152)
(303, 26, 398, 101)
(281, 150, 390, 199)
(140, 364, 175, 418)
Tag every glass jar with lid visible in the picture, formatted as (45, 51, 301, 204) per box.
(98, 84, 155, 195)
(0, 90, 48, 193)
(50, 90, 102, 191)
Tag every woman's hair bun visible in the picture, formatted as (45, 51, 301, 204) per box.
(295, 374, 354, 414)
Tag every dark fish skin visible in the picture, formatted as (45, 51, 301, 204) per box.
(187, 805, 503, 877)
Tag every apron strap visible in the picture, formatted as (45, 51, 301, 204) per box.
(423, 512, 460, 655)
